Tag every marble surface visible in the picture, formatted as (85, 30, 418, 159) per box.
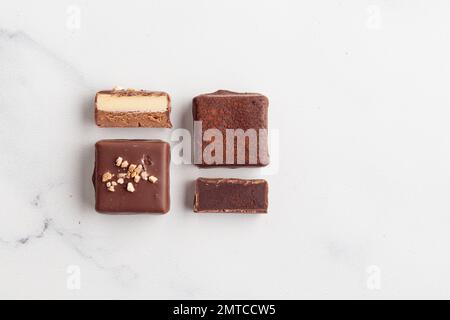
(0, 0, 449, 299)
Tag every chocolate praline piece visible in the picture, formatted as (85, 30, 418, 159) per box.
(194, 178, 269, 213)
(95, 88, 172, 128)
(93, 140, 170, 214)
(193, 90, 269, 167)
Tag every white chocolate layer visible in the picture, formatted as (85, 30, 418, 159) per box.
(96, 93, 169, 113)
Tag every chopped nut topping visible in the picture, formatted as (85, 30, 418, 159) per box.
(127, 182, 135, 193)
(135, 164, 143, 174)
(101, 155, 156, 193)
(102, 172, 114, 182)
(115, 157, 123, 167)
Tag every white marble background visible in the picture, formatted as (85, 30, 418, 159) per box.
(0, 0, 449, 299)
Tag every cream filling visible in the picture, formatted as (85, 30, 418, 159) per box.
(97, 93, 169, 112)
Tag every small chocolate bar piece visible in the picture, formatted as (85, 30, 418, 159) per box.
(193, 90, 269, 167)
(93, 139, 170, 214)
(194, 178, 268, 213)
(95, 88, 172, 128)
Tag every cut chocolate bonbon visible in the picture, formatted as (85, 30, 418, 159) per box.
(95, 88, 172, 128)
(194, 178, 268, 213)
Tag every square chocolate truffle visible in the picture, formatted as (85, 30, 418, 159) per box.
(93, 140, 170, 214)
(193, 90, 269, 167)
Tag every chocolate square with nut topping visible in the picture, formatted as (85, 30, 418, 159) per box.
(93, 140, 170, 214)
(193, 90, 269, 167)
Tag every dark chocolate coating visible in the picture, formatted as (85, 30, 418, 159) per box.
(194, 178, 268, 213)
(93, 140, 170, 214)
(193, 90, 269, 167)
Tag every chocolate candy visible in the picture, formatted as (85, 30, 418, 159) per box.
(194, 178, 268, 213)
(95, 88, 172, 128)
(193, 90, 269, 167)
(93, 140, 170, 214)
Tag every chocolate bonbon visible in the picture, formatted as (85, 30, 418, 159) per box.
(194, 178, 269, 213)
(95, 88, 172, 128)
(193, 90, 269, 167)
(93, 139, 170, 214)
